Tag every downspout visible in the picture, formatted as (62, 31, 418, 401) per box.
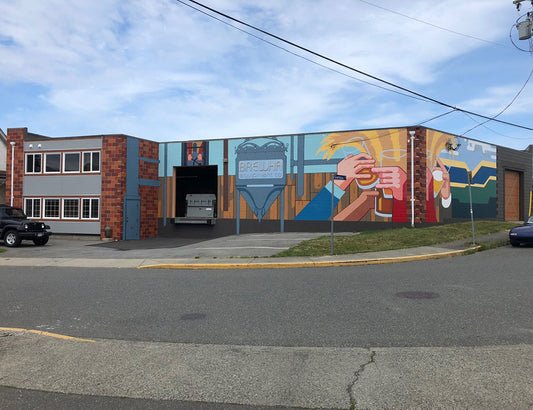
(10, 141, 15, 206)
(408, 130, 415, 227)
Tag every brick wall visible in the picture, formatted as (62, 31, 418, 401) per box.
(407, 127, 428, 224)
(101, 135, 127, 240)
(139, 139, 159, 239)
(6, 128, 26, 208)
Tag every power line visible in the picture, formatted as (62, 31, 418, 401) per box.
(178, 0, 533, 132)
(418, 109, 456, 125)
(358, 0, 512, 49)
(175, 0, 432, 104)
(462, 68, 533, 136)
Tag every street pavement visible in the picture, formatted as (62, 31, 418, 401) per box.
(2, 229, 531, 409)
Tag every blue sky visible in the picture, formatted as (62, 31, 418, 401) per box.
(1, 0, 532, 150)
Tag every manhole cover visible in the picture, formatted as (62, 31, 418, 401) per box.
(180, 313, 207, 321)
(396, 291, 440, 299)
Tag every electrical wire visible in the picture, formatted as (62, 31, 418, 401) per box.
(175, 0, 431, 104)
(462, 68, 533, 136)
(358, 0, 512, 49)
(418, 109, 456, 125)
(177, 0, 533, 132)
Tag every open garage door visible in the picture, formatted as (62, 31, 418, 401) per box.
(504, 170, 521, 221)
(174, 165, 218, 218)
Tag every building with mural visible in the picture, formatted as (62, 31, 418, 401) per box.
(158, 126, 532, 238)
(4, 125, 531, 240)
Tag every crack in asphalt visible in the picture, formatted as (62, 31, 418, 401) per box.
(347, 349, 376, 410)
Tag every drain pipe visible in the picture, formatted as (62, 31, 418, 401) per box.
(10, 141, 15, 206)
(408, 130, 415, 227)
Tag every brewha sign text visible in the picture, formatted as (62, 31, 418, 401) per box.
(238, 159, 284, 180)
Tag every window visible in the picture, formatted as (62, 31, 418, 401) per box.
(62, 198, 80, 219)
(43, 199, 60, 218)
(82, 198, 99, 220)
(25, 198, 41, 218)
(44, 153, 61, 173)
(26, 154, 42, 174)
(63, 153, 80, 173)
(83, 152, 100, 172)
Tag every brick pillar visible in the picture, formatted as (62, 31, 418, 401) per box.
(407, 127, 427, 224)
(6, 128, 26, 208)
(139, 139, 159, 239)
(101, 135, 127, 241)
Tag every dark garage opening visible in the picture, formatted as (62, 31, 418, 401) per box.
(175, 165, 218, 218)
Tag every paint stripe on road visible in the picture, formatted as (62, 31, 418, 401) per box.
(0, 327, 95, 343)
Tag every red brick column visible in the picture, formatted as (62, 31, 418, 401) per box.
(101, 135, 127, 240)
(139, 139, 159, 239)
(407, 127, 427, 224)
(6, 128, 26, 208)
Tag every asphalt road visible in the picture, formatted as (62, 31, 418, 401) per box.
(1, 246, 532, 409)
(0, 246, 531, 347)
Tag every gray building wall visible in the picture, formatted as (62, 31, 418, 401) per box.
(23, 175, 101, 196)
(497, 146, 533, 221)
(22, 136, 103, 235)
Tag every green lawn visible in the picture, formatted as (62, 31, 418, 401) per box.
(274, 221, 517, 257)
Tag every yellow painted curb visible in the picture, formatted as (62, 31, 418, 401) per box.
(139, 247, 480, 270)
(0, 327, 95, 343)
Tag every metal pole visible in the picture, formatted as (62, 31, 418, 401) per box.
(408, 130, 415, 227)
(10, 141, 15, 206)
(468, 171, 476, 245)
(331, 173, 334, 255)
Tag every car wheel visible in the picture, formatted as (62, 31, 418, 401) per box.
(33, 237, 49, 246)
(4, 230, 21, 247)
(510, 240, 520, 247)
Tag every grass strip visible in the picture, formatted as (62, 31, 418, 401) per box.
(274, 221, 516, 257)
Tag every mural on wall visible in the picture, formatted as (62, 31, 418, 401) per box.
(294, 129, 457, 222)
(158, 128, 498, 226)
(437, 135, 497, 219)
(425, 130, 456, 222)
(235, 138, 287, 222)
(182, 141, 208, 166)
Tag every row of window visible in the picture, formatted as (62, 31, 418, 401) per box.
(25, 198, 100, 220)
(26, 151, 100, 174)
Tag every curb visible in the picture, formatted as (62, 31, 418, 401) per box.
(139, 246, 480, 270)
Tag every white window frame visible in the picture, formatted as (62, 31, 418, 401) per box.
(24, 198, 41, 219)
(25, 153, 42, 174)
(63, 152, 81, 173)
(82, 151, 100, 173)
(43, 198, 61, 219)
(44, 153, 61, 174)
(62, 198, 80, 220)
(81, 198, 100, 220)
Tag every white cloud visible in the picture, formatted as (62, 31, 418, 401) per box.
(0, 0, 531, 149)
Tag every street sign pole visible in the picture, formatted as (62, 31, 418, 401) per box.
(468, 171, 476, 245)
(331, 174, 347, 255)
(331, 174, 334, 255)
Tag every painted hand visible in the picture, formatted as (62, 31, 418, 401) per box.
(372, 166, 407, 200)
(336, 153, 377, 190)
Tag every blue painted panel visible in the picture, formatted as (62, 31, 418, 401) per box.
(126, 138, 140, 197)
(125, 137, 141, 240)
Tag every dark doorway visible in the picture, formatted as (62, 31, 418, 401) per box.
(175, 165, 218, 217)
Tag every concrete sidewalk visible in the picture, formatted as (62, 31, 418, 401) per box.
(0, 231, 510, 269)
(1, 330, 531, 409)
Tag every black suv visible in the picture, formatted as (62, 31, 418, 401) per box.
(0, 205, 52, 247)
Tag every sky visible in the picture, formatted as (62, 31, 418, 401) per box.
(1, 0, 532, 150)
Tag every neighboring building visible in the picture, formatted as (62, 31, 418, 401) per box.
(6, 128, 160, 240)
(158, 126, 533, 238)
(0, 128, 6, 204)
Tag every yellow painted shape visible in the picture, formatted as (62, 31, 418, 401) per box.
(0, 327, 95, 343)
